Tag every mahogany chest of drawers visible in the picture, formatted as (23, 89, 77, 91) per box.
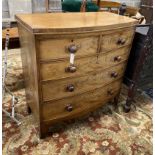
(16, 12, 137, 138)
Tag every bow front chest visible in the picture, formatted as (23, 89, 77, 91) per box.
(16, 12, 137, 138)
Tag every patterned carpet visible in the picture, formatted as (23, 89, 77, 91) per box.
(2, 49, 153, 155)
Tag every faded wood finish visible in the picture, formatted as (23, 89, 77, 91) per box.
(36, 27, 135, 40)
(40, 46, 130, 81)
(17, 24, 40, 122)
(38, 28, 134, 61)
(101, 29, 134, 52)
(15, 12, 137, 34)
(16, 12, 137, 138)
(42, 63, 126, 101)
(39, 36, 98, 60)
(42, 80, 122, 122)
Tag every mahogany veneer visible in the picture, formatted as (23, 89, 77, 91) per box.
(16, 12, 137, 138)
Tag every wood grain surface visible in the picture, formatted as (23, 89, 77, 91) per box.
(39, 36, 98, 60)
(17, 23, 40, 122)
(15, 12, 137, 34)
(40, 46, 131, 81)
(16, 12, 136, 138)
(42, 79, 122, 122)
(42, 63, 126, 101)
(101, 29, 134, 52)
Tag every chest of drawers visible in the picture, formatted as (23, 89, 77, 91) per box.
(16, 12, 137, 138)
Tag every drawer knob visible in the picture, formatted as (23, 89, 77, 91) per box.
(111, 72, 118, 78)
(117, 38, 122, 45)
(65, 65, 77, 73)
(107, 89, 114, 95)
(66, 84, 75, 92)
(65, 104, 73, 112)
(68, 44, 78, 53)
(117, 38, 126, 45)
(114, 56, 122, 62)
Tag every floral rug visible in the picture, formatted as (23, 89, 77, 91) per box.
(2, 49, 153, 155)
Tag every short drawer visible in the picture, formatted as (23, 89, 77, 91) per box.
(101, 28, 134, 52)
(42, 80, 121, 122)
(39, 36, 98, 60)
(38, 28, 134, 61)
(40, 46, 131, 81)
(42, 63, 126, 101)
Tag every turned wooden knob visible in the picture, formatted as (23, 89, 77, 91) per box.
(117, 38, 126, 45)
(65, 65, 77, 73)
(66, 84, 75, 92)
(65, 104, 73, 112)
(107, 89, 114, 95)
(114, 56, 122, 62)
(111, 72, 118, 78)
(68, 44, 78, 53)
(117, 38, 122, 45)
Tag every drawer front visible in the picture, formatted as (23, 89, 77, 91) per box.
(101, 28, 134, 52)
(38, 28, 134, 61)
(39, 36, 98, 60)
(40, 46, 130, 81)
(42, 63, 126, 101)
(42, 80, 122, 121)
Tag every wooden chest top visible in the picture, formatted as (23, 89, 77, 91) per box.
(15, 12, 137, 34)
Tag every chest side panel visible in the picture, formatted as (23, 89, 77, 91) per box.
(18, 23, 40, 122)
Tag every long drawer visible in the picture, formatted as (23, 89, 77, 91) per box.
(42, 63, 126, 101)
(38, 28, 134, 61)
(42, 79, 122, 122)
(40, 46, 130, 81)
